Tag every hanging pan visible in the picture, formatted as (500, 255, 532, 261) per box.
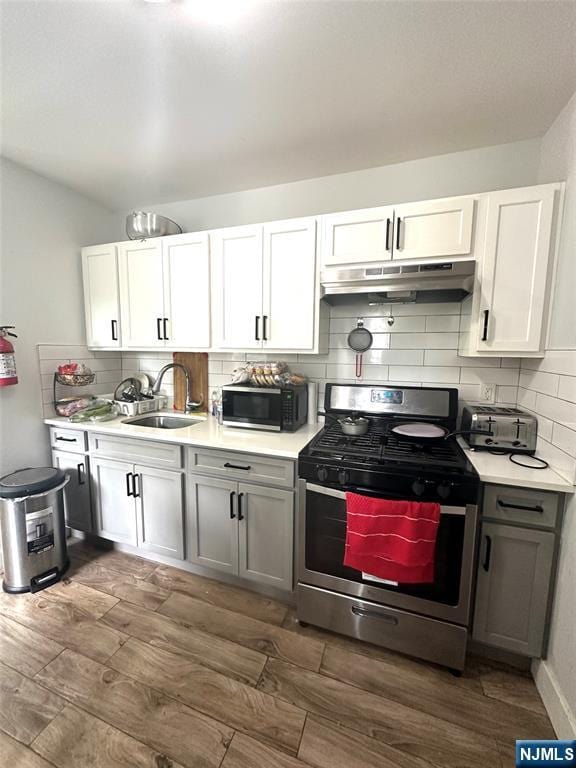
(347, 319, 373, 378)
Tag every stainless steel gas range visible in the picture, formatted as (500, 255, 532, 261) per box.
(297, 383, 481, 672)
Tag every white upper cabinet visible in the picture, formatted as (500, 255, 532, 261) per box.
(467, 184, 558, 356)
(162, 232, 210, 349)
(262, 218, 317, 350)
(119, 240, 165, 348)
(82, 244, 121, 348)
(393, 197, 475, 260)
(211, 225, 264, 349)
(321, 207, 394, 268)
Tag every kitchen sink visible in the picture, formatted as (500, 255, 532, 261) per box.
(123, 415, 202, 429)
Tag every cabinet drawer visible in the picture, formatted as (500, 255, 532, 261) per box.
(187, 448, 294, 488)
(483, 484, 559, 529)
(89, 433, 182, 469)
(50, 427, 87, 453)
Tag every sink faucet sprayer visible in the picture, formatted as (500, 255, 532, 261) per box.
(152, 364, 203, 413)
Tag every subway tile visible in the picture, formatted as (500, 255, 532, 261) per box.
(533, 393, 576, 430)
(424, 316, 460, 332)
(457, 384, 482, 402)
(495, 386, 519, 405)
(364, 349, 424, 366)
(329, 333, 390, 350)
(517, 387, 537, 411)
(499, 358, 521, 369)
(208, 360, 223, 374)
(558, 375, 576, 404)
(387, 302, 461, 316)
(518, 370, 560, 397)
(389, 366, 459, 384)
(521, 351, 576, 376)
(551, 423, 576, 458)
(423, 350, 500, 367)
(357, 365, 389, 381)
(293, 363, 327, 378)
(534, 414, 554, 443)
(390, 333, 459, 349)
(535, 436, 576, 483)
(460, 368, 520, 386)
(38, 344, 94, 360)
(325, 364, 359, 380)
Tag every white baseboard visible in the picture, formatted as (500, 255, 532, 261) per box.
(532, 659, 576, 739)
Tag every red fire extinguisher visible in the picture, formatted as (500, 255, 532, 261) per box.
(0, 326, 18, 386)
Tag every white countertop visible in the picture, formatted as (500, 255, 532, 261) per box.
(457, 438, 575, 494)
(44, 412, 323, 460)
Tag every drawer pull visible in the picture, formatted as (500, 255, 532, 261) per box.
(224, 462, 251, 471)
(482, 535, 492, 572)
(111, 319, 118, 341)
(497, 500, 544, 514)
(55, 436, 77, 443)
(132, 473, 140, 498)
(156, 317, 163, 341)
(126, 472, 134, 497)
(237, 493, 244, 521)
(77, 463, 85, 485)
(229, 491, 236, 519)
(395, 218, 402, 250)
(351, 605, 398, 625)
(481, 309, 490, 342)
(385, 218, 392, 251)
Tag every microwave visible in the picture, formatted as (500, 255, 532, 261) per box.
(221, 384, 308, 432)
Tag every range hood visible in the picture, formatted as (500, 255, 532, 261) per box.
(321, 259, 475, 305)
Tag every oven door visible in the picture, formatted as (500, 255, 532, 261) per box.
(222, 387, 282, 431)
(298, 480, 478, 625)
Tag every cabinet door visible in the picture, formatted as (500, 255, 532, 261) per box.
(263, 219, 317, 350)
(476, 185, 555, 353)
(90, 457, 137, 546)
(186, 476, 238, 574)
(321, 207, 394, 267)
(237, 483, 293, 590)
(393, 197, 475, 260)
(135, 465, 184, 559)
(211, 226, 263, 349)
(118, 240, 165, 348)
(52, 450, 92, 533)
(473, 522, 555, 657)
(82, 244, 120, 348)
(163, 233, 210, 349)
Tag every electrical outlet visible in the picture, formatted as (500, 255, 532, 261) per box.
(479, 383, 496, 403)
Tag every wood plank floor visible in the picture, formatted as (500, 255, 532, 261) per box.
(0, 539, 554, 768)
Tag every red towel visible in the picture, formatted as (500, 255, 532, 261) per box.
(344, 493, 441, 584)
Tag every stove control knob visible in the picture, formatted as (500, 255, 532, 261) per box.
(437, 482, 452, 500)
(412, 478, 426, 497)
(485, 438, 494, 445)
(316, 466, 329, 482)
(338, 469, 349, 486)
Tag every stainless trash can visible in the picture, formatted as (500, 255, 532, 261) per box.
(0, 467, 70, 593)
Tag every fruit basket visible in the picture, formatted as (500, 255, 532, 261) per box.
(55, 372, 95, 386)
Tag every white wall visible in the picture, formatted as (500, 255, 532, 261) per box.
(120, 139, 541, 232)
(526, 91, 576, 739)
(0, 158, 119, 475)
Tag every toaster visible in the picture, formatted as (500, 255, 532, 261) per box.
(461, 406, 537, 454)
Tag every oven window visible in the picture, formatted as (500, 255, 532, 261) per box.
(224, 392, 282, 426)
(305, 489, 464, 606)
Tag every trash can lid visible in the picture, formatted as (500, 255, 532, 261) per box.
(0, 467, 67, 499)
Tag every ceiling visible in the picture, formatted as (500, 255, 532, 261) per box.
(2, 0, 575, 210)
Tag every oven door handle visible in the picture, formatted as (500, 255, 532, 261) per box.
(305, 482, 466, 515)
(351, 605, 399, 625)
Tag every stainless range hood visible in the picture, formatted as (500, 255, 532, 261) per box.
(321, 258, 475, 305)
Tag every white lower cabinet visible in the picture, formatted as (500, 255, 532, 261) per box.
(90, 456, 184, 558)
(52, 450, 92, 533)
(187, 474, 294, 589)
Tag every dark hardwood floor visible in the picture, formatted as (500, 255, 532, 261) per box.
(0, 539, 554, 768)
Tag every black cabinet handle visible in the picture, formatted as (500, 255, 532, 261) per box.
(224, 462, 251, 471)
(237, 493, 244, 521)
(396, 218, 402, 250)
(255, 315, 260, 341)
(163, 318, 169, 341)
(262, 315, 268, 341)
(497, 500, 544, 514)
(229, 491, 236, 519)
(77, 463, 85, 485)
(126, 472, 133, 497)
(55, 436, 76, 443)
(111, 319, 118, 341)
(132, 473, 140, 498)
(351, 605, 398, 625)
(385, 218, 391, 251)
(482, 535, 492, 572)
(481, 309, 490, 342)
(156, 318, 163, 341)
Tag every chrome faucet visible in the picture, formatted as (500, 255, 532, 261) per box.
(152, 364, 203, 413)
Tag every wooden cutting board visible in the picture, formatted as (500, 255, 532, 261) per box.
(172, 352, 209, 413)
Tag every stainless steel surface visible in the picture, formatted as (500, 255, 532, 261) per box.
(152, 363, 202, 413)
(296, 583, 468, 670)
(461, 405, 538, 453)
(297, 478, 478, 626)
(321, 258, 475, 300)
(339, 415, 370, 436)
(305, 483, 465, 515)
(126, 211, 182, 240)
(347, 320, 373, 353)
(327, 383, 454, 418)
(122, 415, 201, 429)
(1, 479, 69, 593)
(221, 419, 282, 432)
(222, 385, 282, 394)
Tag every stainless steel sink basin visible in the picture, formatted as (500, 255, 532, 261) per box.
(123, 415, 201, 429)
